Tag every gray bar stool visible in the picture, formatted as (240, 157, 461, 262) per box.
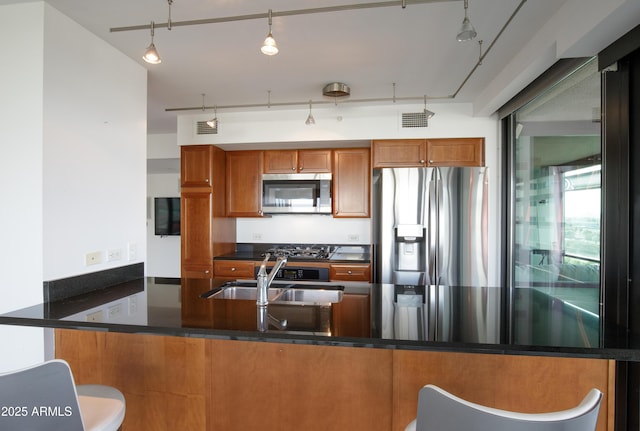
(0, 359, 125, 431)
(405, 384, 602, 431)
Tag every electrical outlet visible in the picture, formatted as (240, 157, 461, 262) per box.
(86, 310, 103, 322)
(127, 242, 137, 261)
(107, 248, 122, 262)
(347, 234, 360, 242)
(108, 303, 123, 319)
(252, 233, 263, 240)
(85, 251, 102, 266)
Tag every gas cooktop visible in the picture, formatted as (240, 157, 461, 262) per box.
(262, 245, 332, 260)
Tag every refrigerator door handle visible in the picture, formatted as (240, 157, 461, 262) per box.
(428, 169, 438, 286)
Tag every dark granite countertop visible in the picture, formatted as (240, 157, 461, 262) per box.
(1, 277, 639, 361)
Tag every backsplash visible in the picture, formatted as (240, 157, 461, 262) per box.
(43, 263, 144, 302)
(236, 215, 370, 244)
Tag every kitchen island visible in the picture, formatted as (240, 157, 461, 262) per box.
(0, 276, 629, 431)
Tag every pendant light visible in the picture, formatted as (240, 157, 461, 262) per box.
(423, 95, 435, 120)
(143, 21, 161, 64)
(201, 94, 218, 129)
(305, 100, 315, 125)
(207, 106, 218, 129)
(261, 9, 279, 56)
(456, 0, 477, 42)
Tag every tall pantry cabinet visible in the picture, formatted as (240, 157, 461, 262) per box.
(181, 145, 236, 278)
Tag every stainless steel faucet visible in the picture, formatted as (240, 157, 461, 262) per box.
(256, 253, 288, 331)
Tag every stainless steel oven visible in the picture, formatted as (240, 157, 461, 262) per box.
(262, 173, 332, 214)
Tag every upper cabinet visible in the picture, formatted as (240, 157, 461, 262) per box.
(372, 138, 485, 168)
(226, 150, 264, 217)
(263, 149, 332, 173)
(333, 148, 370, 218)
(181, 145, 214, 186)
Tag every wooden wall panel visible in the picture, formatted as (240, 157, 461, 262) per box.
(209, 339, 393, 431)
(392, 350, 614, 431)
(56, 329, 615, 431)
(55, 329, 208, 431)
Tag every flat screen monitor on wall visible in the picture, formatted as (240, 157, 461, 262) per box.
(154, 197, 180, 236)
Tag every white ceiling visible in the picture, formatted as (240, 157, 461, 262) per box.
(3, 0, 638, 134)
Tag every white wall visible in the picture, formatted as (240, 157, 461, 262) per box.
(0, 2, 46, 372)
(147, 133, 181, 277)
(0, 2, 147, 371)
(42, 3, 147, 281)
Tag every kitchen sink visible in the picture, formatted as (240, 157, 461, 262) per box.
(203, 281, 344, 305)
(200, 281, 344, 333)
(273, 289, 343, 304)
(208, 286, 285, 301)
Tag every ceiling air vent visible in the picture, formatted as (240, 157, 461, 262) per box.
(196, 121, 217, 135)
(402, 112, 429, 128)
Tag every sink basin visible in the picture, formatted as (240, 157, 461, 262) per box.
(210, 286, 284, 301)
(273, 289, 343, 304)
(205, 282, 344, 305)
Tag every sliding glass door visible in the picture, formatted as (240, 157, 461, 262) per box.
(508, 58, 602, 347)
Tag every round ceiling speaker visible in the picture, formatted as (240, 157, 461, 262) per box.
(322, 82, 351, 97)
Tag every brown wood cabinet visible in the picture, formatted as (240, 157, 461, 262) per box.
(372, 138, 485, 168)
(329, 263, 371, 281)
(181, 189, 213, 278)
(213, 260, 256, 278)
(333, 148, 370, 217)
(426, 138, 485, 167)
(263, 149, 332, 173)
(226, 150, 264, 216)
(181, 145, 236, 278)
(181, 145, 215, 186)
(333, 293, 371, 337)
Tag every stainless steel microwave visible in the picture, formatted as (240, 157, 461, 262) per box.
(262, 173, 332, 214)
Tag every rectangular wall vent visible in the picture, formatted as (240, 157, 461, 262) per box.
(196, 121, 217, 135)
(401, 112, 429, 128)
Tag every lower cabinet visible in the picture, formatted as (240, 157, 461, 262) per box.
(333, 293, 371, 337)
(56, 329, 615, 431)
(329, 263, 371, 281)
(213, 260, 255, 278)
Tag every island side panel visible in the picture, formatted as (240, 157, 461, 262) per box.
(209, 339, 393, 431)
(392, 350, 615, 431)
(55, 329, 208, 431)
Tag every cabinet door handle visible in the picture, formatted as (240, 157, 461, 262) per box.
(429, 160, 434, 164)
(420, 159, 425, 164)
(231, 267, 236, 271)
(347, 270, 353, 275)
(292, 167, 296, 171)
(205, 178, 209, 183)
(204, 270, 210, 274)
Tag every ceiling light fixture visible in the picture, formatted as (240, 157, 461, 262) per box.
(261, 9, 279, 56)
(143, 21, 161, 64)
(201, 94, 218, 129)
(423, 95, 435, 119)
(206, 106, 218, 129)
(456, 0, 477, 42)
(305, 100, 315, 125)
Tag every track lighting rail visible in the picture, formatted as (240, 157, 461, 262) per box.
(165, 95, 452, 113)
(110, 0, 459, 33)
(160, 0, 526, 115)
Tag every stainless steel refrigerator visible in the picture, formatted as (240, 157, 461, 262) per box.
(372, 167, 501, 343)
